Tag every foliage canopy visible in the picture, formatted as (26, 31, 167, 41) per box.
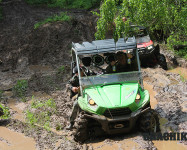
(95, 0, 187, 58)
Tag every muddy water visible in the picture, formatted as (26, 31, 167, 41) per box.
(90, 138, 144, 150)
(0, 92, 37, 150)
(168, 67, 187, 80)
(8, 98, 25, 121)
(153, 141, 187, 150)
(143, 81, 158, 109)
(0, 127, 36, 150)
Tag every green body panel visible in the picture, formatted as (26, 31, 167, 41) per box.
(78, 82, 150, 115)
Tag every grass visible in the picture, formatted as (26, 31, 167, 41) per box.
(26, 97, 56, 131)
(13, 80, 28, 101)
(0, 104, 10, 119)
(57, 65, 65, 73)
(34, 12, 71, 29)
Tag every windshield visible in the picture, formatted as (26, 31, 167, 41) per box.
(80, 71, 142, 88)
(77, 49, 142, 89)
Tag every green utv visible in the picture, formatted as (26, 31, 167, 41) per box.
(71, 37, 159, 142)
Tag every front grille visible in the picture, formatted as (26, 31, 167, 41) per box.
(103, 108, 132, 118)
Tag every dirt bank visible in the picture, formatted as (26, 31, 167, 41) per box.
(0, 0, 96, 72)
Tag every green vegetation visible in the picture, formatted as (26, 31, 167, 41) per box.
(13, 80, 28, 101)
(57, 65, 65, 73)
(0, 104, 10, 119)
(26, 97, 56, 131)
(179, 71, 186, 82)
(25, 0, 101, 9)
(94, 0, 187, 58)
(175, 49, 187, 60)
(34, 12, 71, 29)
(0, 90, 3, 100)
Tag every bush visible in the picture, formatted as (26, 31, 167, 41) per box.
(0, 104, 10, 119)
(167, 33, 187, 60)
(13, 80, 28, 100)
(34, 12, 71, 29)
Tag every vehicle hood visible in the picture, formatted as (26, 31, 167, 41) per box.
(85, 83, 139, 108)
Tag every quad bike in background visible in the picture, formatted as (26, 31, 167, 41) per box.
(70, 37, 160, 142)
(130, 26, 168, 70)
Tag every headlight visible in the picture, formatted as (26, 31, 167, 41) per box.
(87, 95, 97, 107)
(135, 93, 141, 104)
(89, 99, 96, 106)
(147, 45, 153, 50)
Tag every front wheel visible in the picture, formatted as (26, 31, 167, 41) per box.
(73, 112, 88, 143)
(139, 109, 160, 133)
(158, 54, 168, 70)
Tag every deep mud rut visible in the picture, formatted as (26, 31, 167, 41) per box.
(0, 0, 187, 149)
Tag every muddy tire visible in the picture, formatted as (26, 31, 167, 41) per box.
(74, 113, 88, 143)
(139, 109, 160, 133)
(158, 54, 167, 70)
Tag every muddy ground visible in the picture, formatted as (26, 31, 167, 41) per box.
(0, 0, 187, 150)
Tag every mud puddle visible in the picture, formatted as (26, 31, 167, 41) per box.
(0, 127, 36, 150)
(0, 91, 53, 150)
(8, 98, 25, 121)
(0, 92, 36, 150)
(90, 138, 144, 150)
(143, 81, 158, 109)
(168, 67, 187, 80)
(153, 141, 187, 150)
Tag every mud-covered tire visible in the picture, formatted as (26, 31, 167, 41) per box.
(139, 109, 160, 133)
(73, 113, 88, 143)
(158, 54, 167, 70)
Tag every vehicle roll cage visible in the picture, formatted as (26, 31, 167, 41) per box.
(71, 37, 143, 95)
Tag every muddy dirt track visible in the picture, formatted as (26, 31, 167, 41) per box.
(0, 0, 187, 150)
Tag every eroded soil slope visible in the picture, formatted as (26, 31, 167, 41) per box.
(0, 0, 96, 71)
